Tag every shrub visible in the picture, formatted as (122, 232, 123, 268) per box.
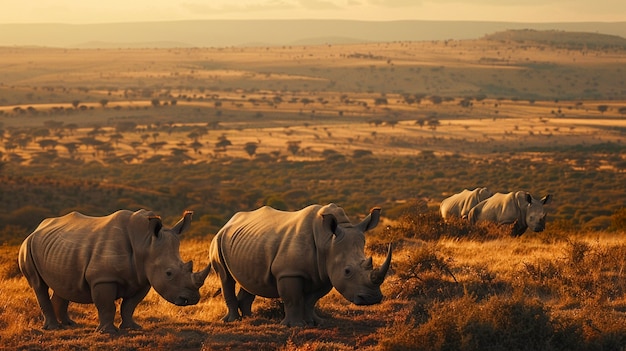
(388, 199, 508, 241)
(611, 207, 626, 231)
(380, 294, 554, 351)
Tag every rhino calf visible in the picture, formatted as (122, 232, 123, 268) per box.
(468, 191, 552, 236)
(209, 203, 392, 327)
(440, 187, 493, 220)
(18, 209, 211, 334)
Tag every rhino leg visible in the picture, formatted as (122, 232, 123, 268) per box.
(19, 246, 61, 330)
(27, 274, 61, 329)
(277, 277, 306, 327)
(92, 283, 119, 334)
(303, 287, 331, 326)
(51, 293, 76, 326)
(215, 265, 241, 322)
(237, 288, 255, 317)
(34, 284, 61, 330)
(119, 285, 150, 330)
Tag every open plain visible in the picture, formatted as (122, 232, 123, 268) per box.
(1, 32, 626, 350)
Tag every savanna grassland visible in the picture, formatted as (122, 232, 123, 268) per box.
(1, 30, 626, 350)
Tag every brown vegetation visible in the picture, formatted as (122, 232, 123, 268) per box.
(1, 34, 626, 349)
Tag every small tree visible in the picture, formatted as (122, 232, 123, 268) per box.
(244, 142, 259, 158)
(216, 135, 232, 151)
(286, 141, 301, 156)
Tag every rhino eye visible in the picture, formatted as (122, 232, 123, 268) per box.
(166, 270, 173, 279)
(344, 267, 353, 277)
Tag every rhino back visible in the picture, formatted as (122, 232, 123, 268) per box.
(25, 210, 142, 302)
(440, 190, 469, 218)
(479, 192, 521, 224)
(217, 205, 324, 297)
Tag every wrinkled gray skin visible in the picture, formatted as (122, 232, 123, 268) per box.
(440, 187, 493, 220)
(18, 209, 211, 334)
(209, 203, 392, 327)
(468, 191, 552, 236)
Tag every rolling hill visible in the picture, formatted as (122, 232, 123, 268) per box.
(0, 19, 625, 48)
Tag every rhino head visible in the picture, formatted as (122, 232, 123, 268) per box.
(521, 193, 552, 232)
(322, 207, 392, 306)
(143, 211, 211, 306)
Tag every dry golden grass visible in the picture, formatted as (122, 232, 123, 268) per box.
(2, 228, 626, 350)
(1, 38, 626, 349)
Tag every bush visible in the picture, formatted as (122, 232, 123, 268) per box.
(380, 294, 555, 351)
(611, 207, 626, 231)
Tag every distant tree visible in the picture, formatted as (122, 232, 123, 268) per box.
(353, 149, 373, 158)
(141, 134, 150, 144)
(95, 143, 115, 157)
(216, 135, 232, 151)
(151, 98, 161, 107)
(99, 99, 109, 108)
(244, 142, 259, 158)
(187, 131, 200, 142)
(65, 123, 79, 135)
(115, 121, 137, 133)
(129, 141, 142, 151)
(109, 133, 124, 146)
(286, 141, 301, 156)
(38, 139, 58, 150)
(43, 120, 64, 131)
(370, 119, 383, 127)
(148, 141, 168, 154)
(61, 142, 80, 157)
(597, 105, 609, 114)
(32, 128, 50, 140)
(428, 118, 441, 130)
(87, 126, 105, 137)
(429, 95, 443, 104)
(71, 100, 80, 109)
(78, 137, 104, 150)
(170, 148, 189, 157)
(374, 97, 388, 105)
(189, 141, 203, 154)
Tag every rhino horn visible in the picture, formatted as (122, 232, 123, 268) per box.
(192, 262, 211, 289)
(370, 243, 392, 285)
(361, 257, 374, 270)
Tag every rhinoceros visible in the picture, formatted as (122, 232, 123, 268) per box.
(440, 187, 493, 220)
(209, 203, 392, 327)
(467, 191, 552, 236)
(18, 209, 211, 334)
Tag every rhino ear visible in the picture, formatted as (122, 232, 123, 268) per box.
(525, 193, 533, 205)
(172, 210, 193, 235)
(322, 213, 341, 239)
(356, 207, 381, 233)
(541, 194, 552, 205)
(148, 216, 163, 237)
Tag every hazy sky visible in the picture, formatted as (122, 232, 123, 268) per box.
(2, 0, 624, 24)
